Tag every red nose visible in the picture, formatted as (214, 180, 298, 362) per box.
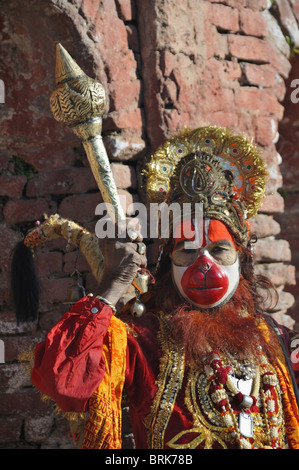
(181, 254, 229, 305)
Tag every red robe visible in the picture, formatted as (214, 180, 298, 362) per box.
(31, 296, 299, 449)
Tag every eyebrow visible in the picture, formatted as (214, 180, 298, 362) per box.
(173, 238, 235, 251)
(212, 239, 234, 248)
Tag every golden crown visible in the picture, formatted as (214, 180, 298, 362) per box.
(145, 126, 268, 245)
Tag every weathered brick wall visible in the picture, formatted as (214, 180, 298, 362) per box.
(0, 0, 297, 449)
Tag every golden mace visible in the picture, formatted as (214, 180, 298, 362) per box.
(50, 43, 125, 224)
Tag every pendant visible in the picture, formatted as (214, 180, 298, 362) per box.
(239, 412, 253, 438)
(230, 376, 252, 395)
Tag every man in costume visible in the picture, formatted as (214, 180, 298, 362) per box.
(16, 126, 299, 450)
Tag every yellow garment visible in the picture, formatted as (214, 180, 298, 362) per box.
(259, 317, 299, 449)
(81, 315, 127, 449)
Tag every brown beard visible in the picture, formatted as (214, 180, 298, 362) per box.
(167, 279, 279, 364)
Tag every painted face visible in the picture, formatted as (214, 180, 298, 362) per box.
(171, 218, 240, 309)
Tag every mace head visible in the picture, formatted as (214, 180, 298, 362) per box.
(50, 44, 106, 130)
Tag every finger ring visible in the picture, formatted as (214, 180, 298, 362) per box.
(127, 228, 138, 241)
(136, 242, 146, 255)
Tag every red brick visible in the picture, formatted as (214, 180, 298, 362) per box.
(38, 304, 73, 331)
(210, 111, 239, 129)
(204, 23, 229, 59)
(161, 78, 177, 106)
(276, 0, 299, 47)
(3, 198, 57, 226)
(239, 8, 268, 37)
(0, 416, 23, 443)
(274, 290, 295, 312)
(0, 388, 49, 415)
(255, 116, 278, 146)
(0, 363, 29, 389)
(111, 162, 137, 189)
(292, 1, 299, 23)
(209, 0, 246, 7)
(126, 24, 140, 52)
(80, 0, 99, 22)
(3, 334, 43, 362)
(259, 192, 284, 214)
(106, 108, 143, 132)
(236, 88, 284, 119)
(24, 415, 54, 444)
(109, 80, 141, 111)
(35, 251, 63, 277)
(40, 277, 75, 304)
(0, 175, 27, 198)
(249, 214, 281, 238)
(254, 238, 292, 262)
(160, 50, 176, 77)
(0, 311, 37, 335)
(59, 193, 103, 223)
(115, 0, 137, 21)
(94, 7, 130, 64)
(0, 227, 22, 258)
(0, 151, 9, 170)
(254, 262, 296, 286)
(272, 73, 286, 102)
(21, 146, 76, 171)
(227, 34, 271, 62)
(268, 44, 292, 79)
(26, 167, 98, 197)
(63, 251, 90, 274)
(205, 58, 242, 82)
(241, 63, 277, 88)
(245, 0, 269, 10)
(208, 3, 239, 32)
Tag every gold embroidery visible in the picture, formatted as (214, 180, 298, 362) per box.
(166, 427, 227, 449)
(145, 315, 185, 448)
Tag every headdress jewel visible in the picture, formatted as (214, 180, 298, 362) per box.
(145, 126, 267, 245)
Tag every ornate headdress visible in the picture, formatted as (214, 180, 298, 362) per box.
(145, 126, 267, 245)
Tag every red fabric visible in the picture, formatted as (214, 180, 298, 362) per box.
(125, 312, 216, 448)
(31, 296, 113, 413)
(124, 314, 161, 448)
(31, 298, 299, 448)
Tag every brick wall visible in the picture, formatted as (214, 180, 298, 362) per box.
(276, 55, 299, 330)
(0, 0, 297, 449)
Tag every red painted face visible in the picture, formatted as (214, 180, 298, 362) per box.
(172, 218, 240, 308)
(181, 253, 229, 306)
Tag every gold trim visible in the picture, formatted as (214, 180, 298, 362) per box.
(145, 315, 185, 448)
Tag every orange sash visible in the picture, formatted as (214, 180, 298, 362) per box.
(81, 316, 127, 449)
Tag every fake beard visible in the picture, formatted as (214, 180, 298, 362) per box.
(171, 250, 240, 309)
(167, 280, 278, 364)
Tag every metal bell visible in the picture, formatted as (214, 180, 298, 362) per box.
(130, 300, 146, 318)
(64, 272, 86, 304)
(132, 270, 150, 294)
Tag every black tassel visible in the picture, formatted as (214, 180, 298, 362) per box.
(11, 241, 40, 324)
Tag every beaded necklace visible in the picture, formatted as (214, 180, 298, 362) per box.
(207, 349, 283, 449)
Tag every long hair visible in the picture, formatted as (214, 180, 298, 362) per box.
(11, 241, 40, 324)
